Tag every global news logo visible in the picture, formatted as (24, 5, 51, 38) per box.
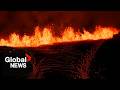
(4, 53, 31, 68)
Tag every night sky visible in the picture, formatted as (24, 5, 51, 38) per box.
(0, 11, 120, 37)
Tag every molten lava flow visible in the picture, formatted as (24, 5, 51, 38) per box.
(0, 26, 119, 47)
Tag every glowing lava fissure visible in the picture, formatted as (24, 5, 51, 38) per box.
(0, 26, 119, 47)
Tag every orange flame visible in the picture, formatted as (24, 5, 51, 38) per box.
(0, 26, 119, 47)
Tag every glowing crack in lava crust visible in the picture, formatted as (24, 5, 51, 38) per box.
(0, 26, 119, 47)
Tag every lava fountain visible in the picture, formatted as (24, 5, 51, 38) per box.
(0, 26, 119, 47)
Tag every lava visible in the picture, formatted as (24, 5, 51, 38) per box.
(0, 26, 119, 47)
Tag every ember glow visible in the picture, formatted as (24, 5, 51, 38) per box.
(0, 26, 119, 47)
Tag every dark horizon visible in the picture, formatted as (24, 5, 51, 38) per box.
(0, 11, 120, 37)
